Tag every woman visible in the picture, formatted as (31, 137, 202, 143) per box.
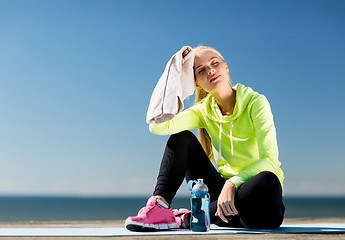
(125, 46, 285, 231)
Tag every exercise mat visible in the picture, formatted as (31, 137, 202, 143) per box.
(0, 223, 344, 236)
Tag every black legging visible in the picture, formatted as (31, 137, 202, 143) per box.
(153, 130, 285, 229)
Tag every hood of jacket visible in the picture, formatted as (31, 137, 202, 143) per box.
(202, 83, 257, 123)
(200, 83, 259, 160)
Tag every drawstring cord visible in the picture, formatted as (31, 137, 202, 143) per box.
(218, 124, 222, 161)
(218, 120, 234, 161)
(230, 120, 234, 156)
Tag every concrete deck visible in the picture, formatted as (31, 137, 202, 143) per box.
(0, 218, 344, 240)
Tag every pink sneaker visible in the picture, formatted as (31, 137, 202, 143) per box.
(125, 196, 179, 231)
(173, 208, 191, 229)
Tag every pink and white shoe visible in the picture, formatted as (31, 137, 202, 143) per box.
(173, 208, 191, 229)
(125, 196, 179, 231)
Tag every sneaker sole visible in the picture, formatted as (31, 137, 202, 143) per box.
(125, 219, 179, 232)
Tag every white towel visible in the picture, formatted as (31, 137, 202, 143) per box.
(146, 46, 195, 124)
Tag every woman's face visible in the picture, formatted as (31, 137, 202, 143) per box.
(194, 50, 229, 93)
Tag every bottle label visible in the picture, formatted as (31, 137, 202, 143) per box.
(191, 216, 199, 223)
(201, 198, 208, 212)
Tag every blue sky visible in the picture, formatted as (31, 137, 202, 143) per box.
(0, 0, 344, 197)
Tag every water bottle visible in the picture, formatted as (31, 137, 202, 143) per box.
(188, 179, 210, 232)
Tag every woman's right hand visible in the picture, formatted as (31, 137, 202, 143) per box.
(182, 49, 190, 65)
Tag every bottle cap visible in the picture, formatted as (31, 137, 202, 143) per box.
(192, 179, 208, 192)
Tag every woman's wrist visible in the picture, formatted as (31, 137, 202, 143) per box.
(225, 179, 236, 189)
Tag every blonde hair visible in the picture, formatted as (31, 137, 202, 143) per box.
(193, 46, 227, 162)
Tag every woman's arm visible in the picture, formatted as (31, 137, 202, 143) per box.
(229, 95, 281, 189)
(149, 105, 203, 135)
(215, 180, 238, 222)
(216, 95, 279, 222)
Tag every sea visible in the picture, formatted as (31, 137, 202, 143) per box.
(0, 196, 344, 222)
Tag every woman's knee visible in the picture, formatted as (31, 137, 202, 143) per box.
(167, 130, 198, 147)
(246, 171, 281, 193)
(256, 171, 279, 183)
(238, 171, 284, 229)
(257, 171, 282, 193)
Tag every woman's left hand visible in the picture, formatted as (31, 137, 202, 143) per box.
(215, 181, 238, 223)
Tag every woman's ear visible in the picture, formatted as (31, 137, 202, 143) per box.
(225, 62, 229, 72)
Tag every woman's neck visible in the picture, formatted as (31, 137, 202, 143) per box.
(212, 84, 236, 116)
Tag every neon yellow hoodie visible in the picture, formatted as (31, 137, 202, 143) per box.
(149, 83, 284, 189)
